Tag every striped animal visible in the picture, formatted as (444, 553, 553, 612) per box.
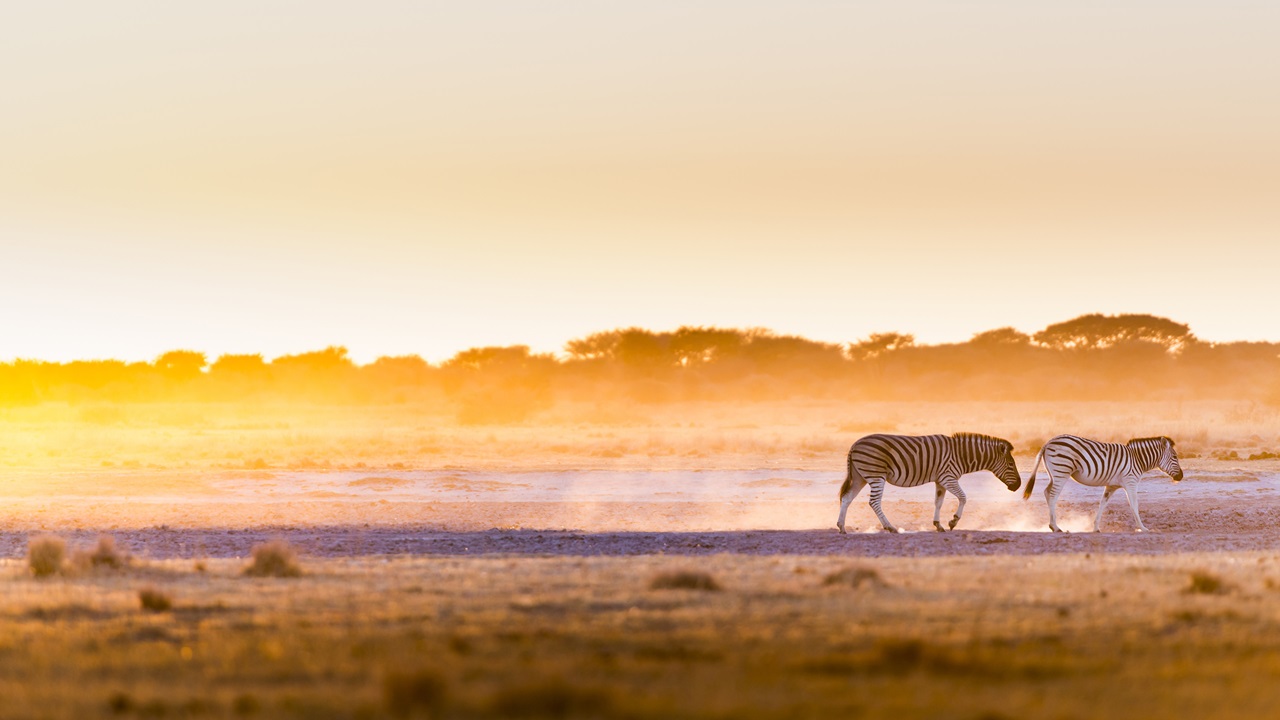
(1023, 435, 1183, 532)
(837, 433, 1022, 534)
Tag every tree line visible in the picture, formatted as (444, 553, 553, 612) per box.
(0, 314, 1276, 420)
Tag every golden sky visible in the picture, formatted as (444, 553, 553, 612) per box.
(2, 2, 1277, 362)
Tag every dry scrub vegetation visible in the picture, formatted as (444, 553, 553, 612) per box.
(3, 552, 1280, 719)
(0, 399, 1279, 476)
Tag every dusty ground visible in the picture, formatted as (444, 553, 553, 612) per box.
(1, 458, 1277, 557)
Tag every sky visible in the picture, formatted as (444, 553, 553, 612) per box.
(1, 2, 1277, 363)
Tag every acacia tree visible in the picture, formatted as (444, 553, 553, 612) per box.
(968, 327, 1031, 346)
(847, 332, 915, 361)
(154, 350, 207, 381)
(1032, 314, 1192, 351)
(442, 345, 556, 424)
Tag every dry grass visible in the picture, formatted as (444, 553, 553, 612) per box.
(383, 669, 447, 718)
(822, 565, 888, 589)
(649, 570, 722, 591)
(28, 535, 66, 577)
(137, 586, 173, 613)
(77, 535, 128, 571)
(0, 553, 1275, 719)
(489, 678, 613, 718)
(0, 400, 1275, 477)
(243, 539, 303, 578)
(1186, 571, 1230, 595)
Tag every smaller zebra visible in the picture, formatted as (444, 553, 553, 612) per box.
(1023, 435, 1183, 533)
(837, 432, 1022, 534)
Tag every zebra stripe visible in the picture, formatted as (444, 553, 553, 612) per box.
(1023, 434, 1183, 532)
(837, 432, 1022, 534)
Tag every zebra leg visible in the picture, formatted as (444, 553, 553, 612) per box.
(1046, 478, 1066, 533)
(933, 484, 947, 532)
(946, 479, 967, 530)
(837, 472, 868, 534)
(867, 477, 899, 533)
(1094, 486, 1118, 532)
(1121, 480, 1147, 532)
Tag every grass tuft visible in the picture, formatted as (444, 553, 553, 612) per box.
(28, 535, 66, 578)
(383, 669, 448, 718)
(138, 586, 173, 613)
(83, 535, 128, 570)
(107, 691, 134, 715)
(231, 694, 260, 716)
(490, 678, 612, 718)
(823, 565, 888, 589)
(874, 638, 928, 671)
(243, 540, 303, 578)
(1186, 571, 1229, 595)
(649, 570, 722, 591)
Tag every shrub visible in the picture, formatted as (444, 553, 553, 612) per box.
(823, 566, 888, 589)
(107, 691, 134, 714)
(1186, 571, 1229, 595)
(231, 694, 261, 716)
(874, 638, 927, 671)
(138, 586, 173, 613)
(86, 536, 127, 570)
(243, 540, 303, 578)
(28, 535, 66, 578)
(649, 570, 721, 591)
(383, 669, 448, 718)
(490, 678, 612, 718)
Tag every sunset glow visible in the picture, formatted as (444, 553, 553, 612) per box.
(3, 2, 1278, 363)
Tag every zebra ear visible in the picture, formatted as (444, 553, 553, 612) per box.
(1164, 436, 1176, 447)
(1001, 440, 1014, 453)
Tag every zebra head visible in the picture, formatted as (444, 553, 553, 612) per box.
(1128, 436, 1184, 481)
(990, 439, 1023, 491)
(1159, 436, 1184, 482)
(955, 433, 1021, 491)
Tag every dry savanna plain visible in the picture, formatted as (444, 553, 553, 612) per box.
(4, 399, 1280, 719)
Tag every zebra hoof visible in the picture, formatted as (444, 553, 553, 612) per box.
(948, 517, 959, 530)
(837, 526, 847, 535)
(933, 521, 945, 532)
(1050, 526, 1062, 533)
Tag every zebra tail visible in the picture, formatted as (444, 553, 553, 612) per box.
(1023, 448, 1044, 500)
(840, 450, 854, 500)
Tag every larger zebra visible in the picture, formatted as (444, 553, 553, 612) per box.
(837, 433, 1022, 534)
(1023, 435, 1183, 532)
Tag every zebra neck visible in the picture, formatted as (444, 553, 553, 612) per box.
(1128, 445, 1160, 473)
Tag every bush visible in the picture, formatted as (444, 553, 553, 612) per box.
(28, 535, 66, 578)
(231, 694, 261, 716)
(874, 638, 928, 671)
(490, 678, 612, 718)
(243, 540, 303, 578)
(649, 570, 721, 591)
(384, 670, 448, 718)
(85, 536, 127, 570)
(1186, 571, 1229, 595)
(823, 566, 888, 589)
(138, 587, 173, 613)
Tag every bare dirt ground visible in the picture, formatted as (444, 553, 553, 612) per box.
(1, 459, 1276, 559)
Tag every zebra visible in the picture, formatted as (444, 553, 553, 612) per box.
(837, 433, 1022, 534)
(1022, 435, 1183, 533)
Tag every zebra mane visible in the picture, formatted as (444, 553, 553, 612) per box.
(951, 432, 1014, 452)
(1127, 436, 1174, 447)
